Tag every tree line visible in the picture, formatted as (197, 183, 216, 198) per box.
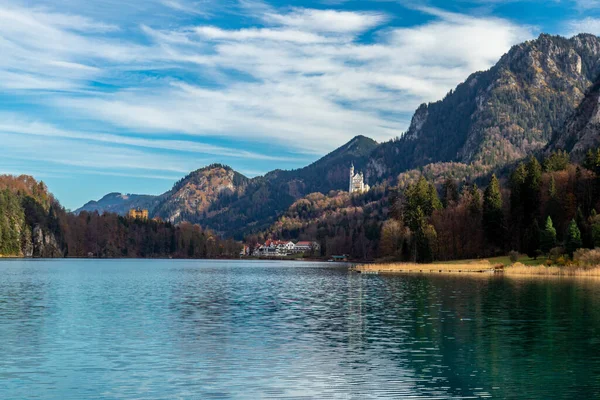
(380, 150, 600, 263)
(0, 175, 241, 258)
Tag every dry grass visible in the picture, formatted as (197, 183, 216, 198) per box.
(504, 263, 600, 277)
(356, 260, 600, 278)
(355, 261, 499, 274)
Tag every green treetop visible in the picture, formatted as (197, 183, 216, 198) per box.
(483, 175, 505, 248)
(565, 219, 583, 258)
(540, 216, 557, 254)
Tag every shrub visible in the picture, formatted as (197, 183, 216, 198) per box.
(556, 256, 568, 266)
(573, 248, 600, 267)
(509, 250, 519, 263)
(549, 247, 565, 263)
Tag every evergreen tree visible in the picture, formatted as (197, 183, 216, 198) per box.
(469, 184, 482, 216)
(403, 176, 441, 230)
(540, 216, 557, 254)
(524, 156, 542, 223)
(565, 219, 583, 258)
(441, 178, 459, 208)
(509, 162, 527, 250)
(543, 150, 569, 172)
(413, 207, 435, 263)
(483, 175, 504, 249)
(591, 216, 600, 248)
(524, 219, 541, 259)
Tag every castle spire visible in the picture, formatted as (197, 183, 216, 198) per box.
(349, 163, 354, 193)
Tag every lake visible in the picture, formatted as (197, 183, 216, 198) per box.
(1, 259, 599, 399)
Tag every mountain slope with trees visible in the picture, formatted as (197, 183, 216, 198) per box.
(366, 34, 600, 181)
(0, 175, 240, 258)
(77, 34, 600, 242)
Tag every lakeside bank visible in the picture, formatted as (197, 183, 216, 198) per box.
(354, 261, 600, 277)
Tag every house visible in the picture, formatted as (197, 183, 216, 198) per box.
(240, 245, 250, 257)
(257, 246, 284, 257)
(293, 241, 320, 253)
(128, 208, 149, 219)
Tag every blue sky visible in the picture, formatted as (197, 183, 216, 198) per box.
(1, 0, 599, 209)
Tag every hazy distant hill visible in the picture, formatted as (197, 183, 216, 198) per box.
(76, 192, 161, 216)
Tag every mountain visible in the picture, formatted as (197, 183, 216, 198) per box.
(366, 33, 600, 181)
(76, 192, 161, 215)
(547, 78, 600, 159)
(77, 34, 600, 239)
(76, 136, 378, 239)
(153, 164, 250, 223)
(181, 136, 379, 238)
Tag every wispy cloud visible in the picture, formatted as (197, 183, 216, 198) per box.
(0, 0, 537, 201)
(263, 8, 387, 33)
(565, 17, 600, 36)
(4, 4, 533, 154)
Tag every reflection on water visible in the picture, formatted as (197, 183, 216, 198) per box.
(0, 259, 599, 399)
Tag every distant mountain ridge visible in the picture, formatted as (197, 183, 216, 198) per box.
(77, 33, 600, 239)
(76, 192, 161, 215)
(365, 33, 600, 181)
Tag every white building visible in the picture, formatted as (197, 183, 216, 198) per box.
(293, 241, 320, 253)
(349, 163, 370, 194)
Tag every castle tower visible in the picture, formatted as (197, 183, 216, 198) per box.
(349, 163, 355, 193)
(349, 163, 370, 194)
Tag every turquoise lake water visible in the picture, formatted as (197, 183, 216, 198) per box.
(1, 259, 599, 399)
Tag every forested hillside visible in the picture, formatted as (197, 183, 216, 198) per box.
(76, 34, 600, 241)
(0, 175, 240, 258)
(366, 34, 600, 181)
(256, 185, 391, 260)
(378, 151, 600, 263)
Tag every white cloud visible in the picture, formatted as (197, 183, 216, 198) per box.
(573, 0, 600, 10)
(194, 26, 336, 44)
(263, 8, 387, 33)
(565, 17, 600, 36)
(0, 2, 536, 159)
(0, 115, 291, 161)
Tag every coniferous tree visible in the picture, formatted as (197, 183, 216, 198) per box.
(483, 175, 504, 249)
(565, 219, 583, 258)
(591, 214, 600, 248)
(524, 219, 541, 259)
(540, 216, 557, 254)
(469, 184, 483, 216)
(543, 150, 569, 172)
(509, 162, 527, 250)
(524, 156, 542, 224)
(441, 178, 459, 208)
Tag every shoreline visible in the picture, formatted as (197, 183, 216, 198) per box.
(354, 262, 600, 278)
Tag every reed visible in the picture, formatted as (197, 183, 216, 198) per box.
(357, 261, 600, 277)
(504, 264, 600, 277)
(355, 261, 498, 274)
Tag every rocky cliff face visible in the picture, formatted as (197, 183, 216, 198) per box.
(548, 79, 600, 160)
(367, 34, 600, 180)
(31, 225, 63, 258)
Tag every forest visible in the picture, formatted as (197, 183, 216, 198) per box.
(0, 175, 241, 258)
(380, 150, 600, 264)
(258, 148, 600, 264)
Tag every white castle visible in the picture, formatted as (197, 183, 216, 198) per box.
(349, 163, 370, 194)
